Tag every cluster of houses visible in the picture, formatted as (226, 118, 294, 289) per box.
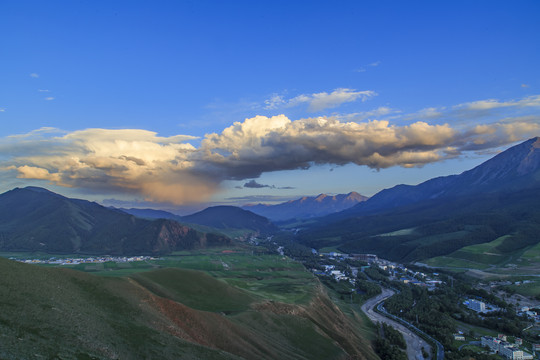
(481, 335, 534, 359)
(518, 307, 540, 322)
(14, 255, 157, 265)
(311, 252, 378, 283)
(379, 262, 443, 290)
(317, 264, 353, 283)
(313, 252, 445, 290)
(318, 251, 378, 262)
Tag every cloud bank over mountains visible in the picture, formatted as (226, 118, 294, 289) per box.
(0, 95, 539, 204)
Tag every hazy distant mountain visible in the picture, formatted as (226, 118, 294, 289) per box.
(119, 207, 183, 221)
(120, 206, 278, 235)
(181, 206, 278, 234)
(0, 187, 230, 255)
(299, 137, 540, 262)
(243, 192, 368, 221)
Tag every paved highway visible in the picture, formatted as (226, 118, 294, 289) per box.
(361, 288, 432, 360)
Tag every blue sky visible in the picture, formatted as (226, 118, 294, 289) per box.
(1, 1, 539, 213)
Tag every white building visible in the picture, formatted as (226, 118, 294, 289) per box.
(469, 299, 486, 312)
(499, 345, 523, 360)
(481, 336, 501, 352)
(481, 336, 531, 360)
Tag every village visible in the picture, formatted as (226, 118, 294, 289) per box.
(12, 255, 159, 266)
(292, 248, 540, 359)
(310, 250, 444, 290)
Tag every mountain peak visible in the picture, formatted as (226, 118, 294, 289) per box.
(339, 137, 540, 218)
(461, 136, 540, 183)
(243, 191, 368, 221)
(345, 191, 367, 202)
(23, 186, 59, 195)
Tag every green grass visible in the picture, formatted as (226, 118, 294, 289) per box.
(376, 228, 416, 236)
(425, 256, 491, 269)
(406, 230, 471, 247)
(425, 234, 540, 274)
(501, 280, 540, 297)
(0, 257, 238, 360)
(132, 268, 257, 312)
(460, 345, 486, 353)
(425, 235, 516, 269)
(458, 235, 509, 254)
(455, 320, 498, 338)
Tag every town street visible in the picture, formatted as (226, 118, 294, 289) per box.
(361, 288, 432, 360)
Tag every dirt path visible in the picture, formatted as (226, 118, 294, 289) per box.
(361, 288, 431, 360)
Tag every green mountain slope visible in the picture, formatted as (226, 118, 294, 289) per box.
(0, 257, 378, 360)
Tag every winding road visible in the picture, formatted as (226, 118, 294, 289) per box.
(361, 288, 432, 360)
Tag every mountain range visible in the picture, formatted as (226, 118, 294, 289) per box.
(120, 205, 278, 235)
(298, 137, 540, 262)
(0, 187, 230, 255)
(338, 137, 540, 218)
(243, 192, 368, 221)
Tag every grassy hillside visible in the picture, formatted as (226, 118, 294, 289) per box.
(0, 254, 378, 360)
(131, 268, 256, 312)
(0, 257, 234, 360)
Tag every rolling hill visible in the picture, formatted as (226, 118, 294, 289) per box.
(0, 187, 230, 255)
(243, 192, 368, 221)
(0, 257, 378, 360)
(298, 137, 540, 263)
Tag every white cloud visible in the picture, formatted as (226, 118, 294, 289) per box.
(456, 95, 540, 111)
(0, 108, 5, 113)
(44, 97, 55, 101)
(337, 107, 399, 122)
(410, 107, 445, 120)
(264, 94, 286, 110)
(354, 61, 381, 73)
(38, 89, 50, 92)
(30, 73, 39, 78)
(307, 89, 376, 112)
(264, 88, 376, 112)
(405, 95, 540, 123)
